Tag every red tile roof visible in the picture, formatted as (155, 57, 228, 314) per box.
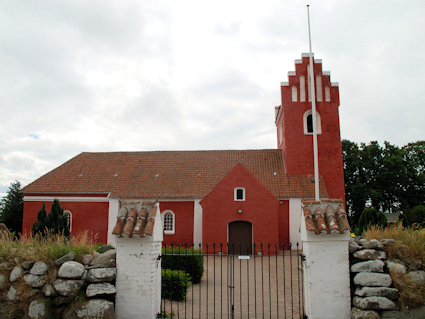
(23, 150, 328, 199)
(112, 201, 158, 238)
(302, 200, 350, 234)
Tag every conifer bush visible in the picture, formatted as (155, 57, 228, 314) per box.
(32, 199, 70, 238)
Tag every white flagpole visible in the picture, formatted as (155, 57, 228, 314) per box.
(307, 5, 320, 201)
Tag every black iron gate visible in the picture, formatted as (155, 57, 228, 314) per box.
(160, 243, 305, 319)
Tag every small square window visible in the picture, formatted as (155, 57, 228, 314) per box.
(234, 187, 245, 201)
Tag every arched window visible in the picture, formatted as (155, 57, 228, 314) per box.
(234, 187, 245, 201)
(162, 210, 175, 235)
(303, 110, 322, 135)
(64, 210, 72, 232)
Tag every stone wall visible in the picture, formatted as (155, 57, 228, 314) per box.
(0, 249, 117, 319)
(350, 238, 425, 319)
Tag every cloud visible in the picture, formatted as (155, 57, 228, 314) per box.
(1, 0, 425, 195)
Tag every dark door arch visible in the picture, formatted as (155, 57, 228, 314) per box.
(228, 221, 252, 255)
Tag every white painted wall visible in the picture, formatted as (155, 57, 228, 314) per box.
(301, 214, 351, 319)
(289, 198, 302, 249)
(193, 199, 203, 245)
(115, 205, 163, 319)
(107, 198, 120, 247)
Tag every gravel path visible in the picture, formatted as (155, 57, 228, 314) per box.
(161, 251, 304, 319)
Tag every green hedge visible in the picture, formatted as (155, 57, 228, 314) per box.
(161, 269, 191, 301)
(162, 247, 204, 284)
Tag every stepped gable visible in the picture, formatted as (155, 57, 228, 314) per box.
(22, 150, 328, 199)
(302, 199, 350, 235)
(112, 201, 158, 238)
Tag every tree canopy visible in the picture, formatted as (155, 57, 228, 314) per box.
(0, 181, 24, 235)
(342, 140, 425, 226)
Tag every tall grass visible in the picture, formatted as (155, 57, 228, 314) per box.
(364, 224, 425, 309)
(364, 224, 425, 264)
(0, 230, 101, 266)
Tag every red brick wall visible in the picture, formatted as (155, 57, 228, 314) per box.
(277, 56, 345, 202)
(22, 199, 109, 243)
(278, 200, 290, 246)
(201, 164, 283, 254)
(160, 201, 194, 246)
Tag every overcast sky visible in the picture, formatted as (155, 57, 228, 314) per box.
(1, 0, 425, 195)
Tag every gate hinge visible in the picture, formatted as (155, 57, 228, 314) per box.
(300, 254, 306, 262)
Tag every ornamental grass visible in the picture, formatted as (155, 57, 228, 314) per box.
(0, 230, 101, 266)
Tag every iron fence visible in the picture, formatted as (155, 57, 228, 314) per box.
(159, 243, 306, 319)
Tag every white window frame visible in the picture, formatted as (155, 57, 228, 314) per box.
(234, 187, 245, 201)
(303, 110, 322, 135)
(64, 210, 72, 232)
(162, 210, 175, 235)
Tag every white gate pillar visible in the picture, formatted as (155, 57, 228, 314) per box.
(113, 201, 163, 319)
(300, 200, 351, 319)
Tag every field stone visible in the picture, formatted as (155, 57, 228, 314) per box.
(349, 240, 360, 254)
(1, 262, 11, 269)
(82, 254, 93, 266)
(363, 239, 384, 250)
(380, 239, 395, 246)
(350, 307, 380, 319)
(55, 252, 75, 266)
(9, 265, 24, 282)
(7, 285, 18, 301)
(407, 270, 425, 284)
(386, 260, 407, 276)
(90, 250, 116, 268)
(64, 299, 115, 319)
(30, 261, 48, 275)
(86, 283, 117, 297)
(42, 284, 57, 297)
(24, 274, 47, 288)
(87, 268, 116, 283)
(21, 260, 35, 270)
(407, 258, 422, 271)
(351, 260, 384, 273)
(353, 249, 386, 260)
(27, 298, 53, 319)
(353, 296, 396, 310)
(354, 272, 392, 287)
(355, 287, 398, 299)
(53, 279, 84, 297)
(58, 261, 85, 279)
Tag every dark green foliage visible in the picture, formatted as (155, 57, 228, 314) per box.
(162, 247, 204, 284)
(343, 139, 425, 225)
(357, 207, 387, 235)
(32, 199, 70, 238)
(400, 205, 425, 228)
(161, 269, 191, 301)
(0, 181, 24, 236)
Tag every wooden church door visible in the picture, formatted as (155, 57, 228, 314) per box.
(228, 221, 252, 255)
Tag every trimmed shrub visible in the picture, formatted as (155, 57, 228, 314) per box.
(161, 269, 191, 301)
(162, 247, 204, 284)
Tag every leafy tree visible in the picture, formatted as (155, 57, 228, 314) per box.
(0, 181, 24, 235)
(343, 140, 425, 222)
(32, 199, 70, 237)
(400, 205, 425, 228)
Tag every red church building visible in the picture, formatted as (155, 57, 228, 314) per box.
(22, 54, 345, 253)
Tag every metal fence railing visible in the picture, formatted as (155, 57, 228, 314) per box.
(159, 242, 306, 319)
